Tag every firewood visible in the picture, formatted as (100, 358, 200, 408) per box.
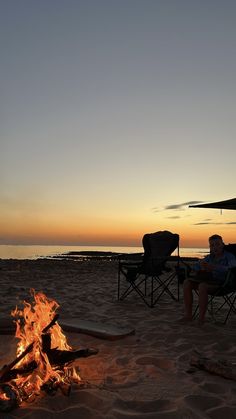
(190, 350, 236, 381)
(0, 361, 38, 383)
(42, 333, 99, 366)
(58, 381, 71, 396)
(0, 312, 99, 413)
(0, 383, 20, 412)
(45, 347, 99, 366)
(41, 378, 59, 396)
(41, 377, 72, 396)
(0, 314, 59, 383)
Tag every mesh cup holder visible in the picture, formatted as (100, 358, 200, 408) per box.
(127, 267, 139, 282)
(176, 267, 187, 284)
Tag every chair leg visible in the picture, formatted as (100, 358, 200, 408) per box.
(118, 260, 180, 307)
(224, 295, 236, 324)
(118, 269, 121, 300)
(194, 292, 236, 324)
(151, 272, 179, 305)
(192, 292, 214, 321)
(118, 274, 155, 308)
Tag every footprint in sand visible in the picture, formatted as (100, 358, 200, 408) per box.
(135, 356, 175, 370)
(113, 397, 176, 415)
(200, 381, 228, 395)
(184, 394, 222, 411)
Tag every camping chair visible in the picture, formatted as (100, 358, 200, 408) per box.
(117, 230, 180, 308)
(192, 244, 236, 324)
(208, 267, 236, 323)
(192, 267, 236, 324)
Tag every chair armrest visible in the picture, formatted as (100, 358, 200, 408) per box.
(223, 267, 236, 290)
(119, 260, 143, 269)
(175, 259, 195, 282)
(118, 253, 143, 264)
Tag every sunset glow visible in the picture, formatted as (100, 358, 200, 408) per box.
(1, 1, 235, 249)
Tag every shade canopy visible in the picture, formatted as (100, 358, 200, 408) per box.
(189, 198, 236, 210)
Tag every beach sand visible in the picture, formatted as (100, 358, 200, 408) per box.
(0, 258, 236, 418)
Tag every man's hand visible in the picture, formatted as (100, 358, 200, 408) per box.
(200, 261, 214, 272)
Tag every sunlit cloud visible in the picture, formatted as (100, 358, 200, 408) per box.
(165, 201, 203, 210)
(193, 221, 236, 225)
(152, 201, 203, 213)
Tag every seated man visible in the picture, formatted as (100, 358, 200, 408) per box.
(183, 234, 236, 325)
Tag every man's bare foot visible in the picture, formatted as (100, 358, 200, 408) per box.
(178, 316, 192, 324)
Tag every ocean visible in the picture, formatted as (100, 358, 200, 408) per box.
(0, 245, 208, 260)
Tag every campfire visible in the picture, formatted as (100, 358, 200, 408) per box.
(0, 289, 98, 412)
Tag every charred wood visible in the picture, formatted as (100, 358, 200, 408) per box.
(0, 383, 20, 412)
(0, 314, 59, 383)
(42, 333, 99, 366)
(0, 361, 38, 383)
(190, 350, 236, 381)
(41, 378, 72, 397)
(46, 347, 99, 366)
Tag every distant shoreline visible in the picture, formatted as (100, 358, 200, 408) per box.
(0, 250, 199, 263)
(50, 250, 199, 262)
(50, 250, 144, 261)
(0, 244, 205, 261)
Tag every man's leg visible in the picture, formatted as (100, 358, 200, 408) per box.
(183, 279, 198, 320)
(198, 283, 218, 324)
(198, 282, 210, 324)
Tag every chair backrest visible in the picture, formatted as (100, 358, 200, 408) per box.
(224, 243, 236, 257)
(142, 230, 179, 274)
(210, 245, 236, 296)
(215, 267, 236, 295)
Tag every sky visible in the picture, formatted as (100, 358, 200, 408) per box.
(1, 0, 236, 249)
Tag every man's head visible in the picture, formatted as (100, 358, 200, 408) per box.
(209, 234, 224, 256)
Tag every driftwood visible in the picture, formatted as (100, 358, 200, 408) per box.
(190, 350, 236, 381)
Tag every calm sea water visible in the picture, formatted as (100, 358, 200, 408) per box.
(0, 245, 208, 260)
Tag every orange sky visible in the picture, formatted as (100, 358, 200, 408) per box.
(1, 2, 236, 249)
(1, 205, 235, 247)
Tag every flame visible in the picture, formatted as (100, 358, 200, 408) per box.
(10, 289, 80, 398)
(0, 392, 10, 400)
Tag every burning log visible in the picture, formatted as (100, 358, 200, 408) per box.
(0, 361, 38, 383)
(42, 333, 98, 366)
(0, 319, 98, 384)
(0, 314, 59, 383)
(46, 347, 99, 366)
(0, 290, 99, 412)
(0, 383, 21, 412)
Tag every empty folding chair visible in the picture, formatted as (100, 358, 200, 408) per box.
(118, 230, 180, 308)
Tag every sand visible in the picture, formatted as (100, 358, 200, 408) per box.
(0, 258, 236, 418)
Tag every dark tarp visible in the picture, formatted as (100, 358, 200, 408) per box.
(189, 198, 236, 210)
